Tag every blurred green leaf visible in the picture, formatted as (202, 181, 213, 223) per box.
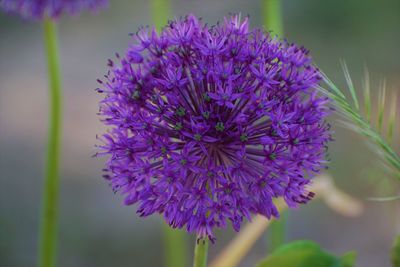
(340, 251, 357, 267)
(391, 236, 400, 267)
(255, 240, 356, 267)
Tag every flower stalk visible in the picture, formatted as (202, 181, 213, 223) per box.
(263, 0, 283, 36)
(39, 17, 62, 267)
(150, 0, 170, 32)
(148, 1, 189, 266)
(269, 211, 287, 251)
(193, 238, 209, 267)
(263, 0, 286, 252)
(164, 225, 187, 267)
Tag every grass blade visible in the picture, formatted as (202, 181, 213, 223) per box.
(377, 78, 386, 133)
(341, 60, 359, 110)
(362, 65, 371, 122)
(320, 65, 400, 179)
(388, 91, 397, 146)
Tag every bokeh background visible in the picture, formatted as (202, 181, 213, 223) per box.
(1, 0, 400, 266)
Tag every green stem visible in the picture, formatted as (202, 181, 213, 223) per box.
(269, 211, 288, 251)
(193, 238, 209, 267)
(149, 2, 189, 266)
(262, 0, 284, 36)
(164, 225, 188, 267)
(38, 18, 62, 267)
(150, 0, 171, 32)
(263, 0, 286, 253)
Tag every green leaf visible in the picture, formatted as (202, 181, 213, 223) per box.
(256, 240, 356, 267)
(340, 251, 357, 267)
(391, 235, 400, 267)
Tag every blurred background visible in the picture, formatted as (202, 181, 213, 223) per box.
(0, 0, 399, 266)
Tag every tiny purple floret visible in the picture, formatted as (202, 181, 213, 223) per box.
(97, 14, 332, 241)
(0, 0, 108, 20)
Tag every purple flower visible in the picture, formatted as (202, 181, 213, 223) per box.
(97, 14, 332, 241)
(0, 0, 108, 20)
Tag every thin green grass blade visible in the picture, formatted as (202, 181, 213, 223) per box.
(321, 66, 400, 179)
(368, 195, 400, 201)
(321, 72, 346, 99)
(377, 78, 386, 133)
(362, 66, 371, 122)
(388, 91, 397, 146)
(340, 60, 359, 110)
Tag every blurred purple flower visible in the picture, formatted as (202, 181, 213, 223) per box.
(97, 14, 332, 241)
(0, 0, 108, 20)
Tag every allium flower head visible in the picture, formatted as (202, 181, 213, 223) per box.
(0, 0, 108, 20)
(97, 14, 331, 241)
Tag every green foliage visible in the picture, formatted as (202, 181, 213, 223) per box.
(340, 251, 358, 267)
(256, 240, 356, 267)
(391, 235, 400, 267)
(318, 63, 400, 180)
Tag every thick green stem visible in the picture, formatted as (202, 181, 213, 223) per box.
(150, 0, 171, 32)
(269, 211, 288, 251)
(262, 0, 283, 36)
(38, 18, 62, 267)
(193, 238, 209, 267)
(149, 2, 189, 266)
(263, 0, 286, 253)
(164, 225, 188, 267)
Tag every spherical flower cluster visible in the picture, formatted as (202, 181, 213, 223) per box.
(97, 14, 331, 241)
(0, 0, 108, 20)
